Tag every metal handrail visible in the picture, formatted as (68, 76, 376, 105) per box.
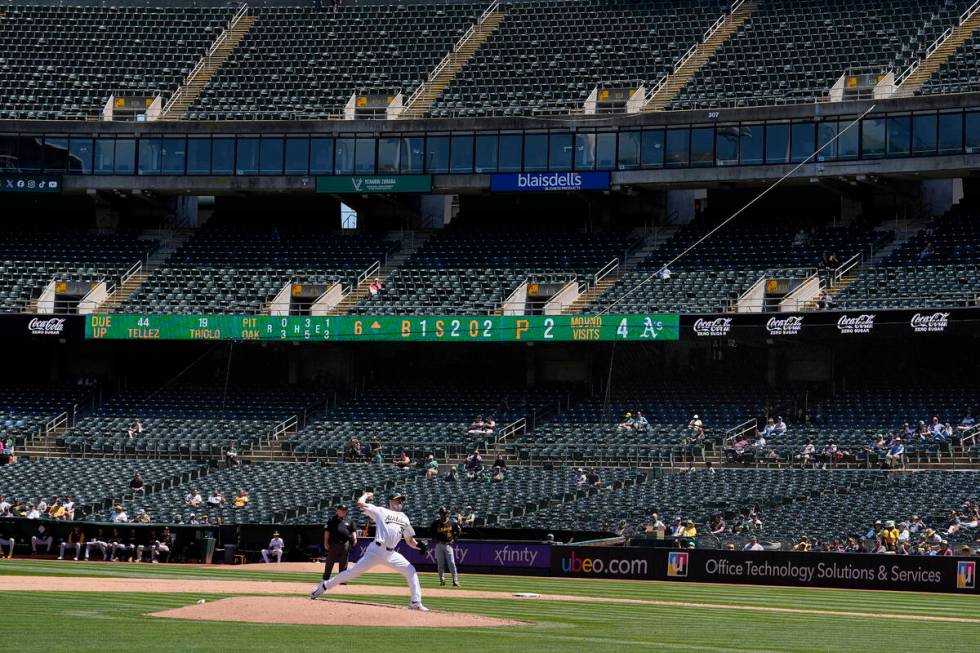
(163, 3, 250, 116)
(897, 0, 980, 88)
(404, 0, 498, 111)
(724, 418, 757, 446)
(832, 253, 862, 286)
(960, 422, 979, 447)
(357, 260, 381, 286)
(493, 417, 526, 448)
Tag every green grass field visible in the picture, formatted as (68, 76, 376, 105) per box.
(0, 559, 976, 652)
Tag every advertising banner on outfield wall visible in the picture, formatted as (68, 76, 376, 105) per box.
(681, 307, 980, 341)
(551, 546, 979, 594)
(0, 315, 83, 341)
(350, 540, 552, 571)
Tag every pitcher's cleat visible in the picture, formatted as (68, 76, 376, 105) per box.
(452, 581, 460, 587)
(310, 581, 327, 600)
(409, 602, 430, 612)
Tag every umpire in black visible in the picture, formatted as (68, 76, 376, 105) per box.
(323, 505, 356, 581)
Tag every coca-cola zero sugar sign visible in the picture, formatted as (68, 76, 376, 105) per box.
(836, 314, 875, 334)
(910, 312, 950, 333)
(692, 317, 732, 337)
(28, 317, 66, 336)
(766, 315, 803, 336)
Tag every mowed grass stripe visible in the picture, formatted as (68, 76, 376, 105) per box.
(2, 560, 977, 619)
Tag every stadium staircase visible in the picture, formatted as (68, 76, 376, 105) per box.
(565, 227, 678, 313)
(97, 230, 193, 313)
(642, 0, 758, 111)
(332, 232, 429, 314)
(159, 4, 256, 120)
(894, 1, 980, 97)
(398, 1, 505, 119)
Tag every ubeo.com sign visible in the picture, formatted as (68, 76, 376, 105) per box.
(552, 546, 977, 593)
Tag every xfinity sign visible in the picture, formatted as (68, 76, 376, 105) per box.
(491, 171, 610, 192)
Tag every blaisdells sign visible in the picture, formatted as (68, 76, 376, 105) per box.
(0, 174, 62, 193)
(490, 171, 610, 192)
(836, 313, 875, 334)
(316, 175, 432, 193)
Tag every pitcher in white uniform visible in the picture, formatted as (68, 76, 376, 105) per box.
(310, 491, 428, 611)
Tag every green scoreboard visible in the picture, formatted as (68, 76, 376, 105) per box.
(86, 314, 680, 342)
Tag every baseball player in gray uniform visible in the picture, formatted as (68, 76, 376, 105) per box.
(0, 532, 14, 558)
(310, 492, 429, 610)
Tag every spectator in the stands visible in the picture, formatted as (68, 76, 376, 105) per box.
(129, 472, 145, 495)
(681, 519, 697, 538)
(127, 419, 143, 439)
(908, 515, 926, 534)
(467, 415, 487, 434)
(632, 411, 649, 432)
(574, 468, 587, 486)
(135, 508, 151, 524)
(185, 489, 203, 507)
(816, 289, 836, 310)
(918, 241, 935, 262)
(463, 506, 476, 526)
(25, 504, 40, 520)
(709, 514, 726, 536)
(617, 412, 635, 431)
(687, 414, 704, 438)
(792, 535, 810, 552)
(109, 504, 128, 523)
(424, 454, 439, 479)
(393, 450, 412, 469)
(345, 436, 363, 461)
(585, 469, 601, 487)
(36, 497, 48, 514)
(773, 416, 787, 436)
(493, 453, 507, 470)
(916, 420, 930, 439)
(792, 228, 808, 247)
(795, 439, 815, 467)
(960, 410, 976, 429)
(233, 489, 249, 508)
(225, 443, 240, 467)
(726, 434, 750, 463)
(818, 440, 840, 468)
(670, 518, 685, 538)
(821, 251, 839, 268)
(484, 415, 496, 432)
(744, 536, 764, 551)
(464, 450, 482, 474)
(644, 513, 666, 536)
(48, 499, 67, 521)
(207, 490, 225, 507)
(752, 433, 767, 453)
(929, 416, 943, 437)
(444, 465, 459, 482)
(884, 438, 905, 468)
(491, 465, 504, 483)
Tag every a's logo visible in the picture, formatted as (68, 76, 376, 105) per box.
(667, 552, 688, 577)
(957, 561, 976, 589)
(836, 314, 875, 334)
(910, 312, 949, 333)
(28, 317, 66, 335)
(693, 317, 732, 337)
(766, 316, 803, 336)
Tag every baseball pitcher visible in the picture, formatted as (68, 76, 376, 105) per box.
(311, 492, 428, 610)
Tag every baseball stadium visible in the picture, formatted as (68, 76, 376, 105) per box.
(1, 0, 979, 650)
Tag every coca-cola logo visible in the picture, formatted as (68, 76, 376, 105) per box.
(910, 312, 949, 333)
(28, 317, 66, 335)
(692, 317, 732, 337)
(836, 313, 875, 334)
(766, 315, 803, 336)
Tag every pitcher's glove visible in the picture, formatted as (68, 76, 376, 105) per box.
(416, 539, 429, 555)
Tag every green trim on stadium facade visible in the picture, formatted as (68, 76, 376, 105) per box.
(315, 175, 432, 193)
(85, 314, 680, 342)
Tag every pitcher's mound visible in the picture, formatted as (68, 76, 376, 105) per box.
(149, 596, 522, 628)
